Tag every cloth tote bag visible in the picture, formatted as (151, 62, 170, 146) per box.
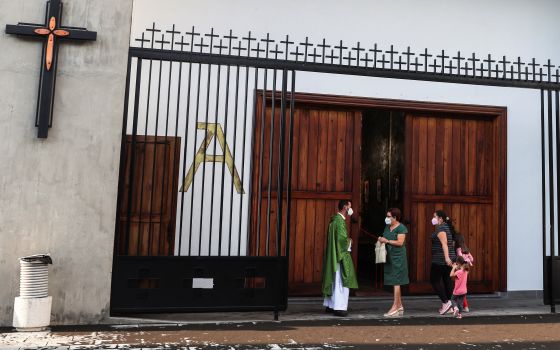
(375, 241, 387, 264)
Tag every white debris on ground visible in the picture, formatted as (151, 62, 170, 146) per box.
(0, 331, 356, 350)
(0, 330, 124, 347)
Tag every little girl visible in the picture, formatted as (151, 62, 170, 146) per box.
(454, 233, 474, 312)
(450, 255, 469, 319)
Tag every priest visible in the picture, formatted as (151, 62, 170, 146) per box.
(322, 199, 359, 317)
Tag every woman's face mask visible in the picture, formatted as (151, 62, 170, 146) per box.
(347, 207, 353, 217)
(385, 217, 392, 225)
(431, 217, 439, 226)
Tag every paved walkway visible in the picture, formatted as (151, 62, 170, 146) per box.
(110, 293, 550, 324)
(1, 294, 558, 349)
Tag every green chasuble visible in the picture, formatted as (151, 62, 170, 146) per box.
(322, 214, 359, 296)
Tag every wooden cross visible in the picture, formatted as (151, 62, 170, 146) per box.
(5, 0, 96, 138)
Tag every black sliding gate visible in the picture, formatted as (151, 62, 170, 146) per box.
(112, 23, 560, 315)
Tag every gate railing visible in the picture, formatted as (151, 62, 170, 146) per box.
(111, 41, 296, 316)
(129, 24, 560, 89)
(112, 22, 560, 314)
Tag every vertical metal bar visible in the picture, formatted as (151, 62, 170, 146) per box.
(542, 89, 547, 303)
(255, 69, 268, 256)
(228, 66, 241, 255)
(556, 89, 560, 259)
(548, 89, 556, 313)
(266, 70, 278, 256)
(125, 58, 143, 254)
(238, 65, 251, 256)
(218, 64, 232, 257)
(188, 63, 203, 256)
(245, 67, 260, 256)
(158, 58, 174, 255)
(156, 57, 175, 256)
(553, 89, 559, 312)
(285, 71, 296, 257)
(136, 58, 154, 256)
(177, 61, 193, 256)
(147, 51, 165, 256)
(115, 54, 132, 255)
(158, 29, 179, 255)
(198, 63, 213, 256)
(275, 70, 288, 257)
(208, 65, 222, 255)
(284, 70, 296, 306)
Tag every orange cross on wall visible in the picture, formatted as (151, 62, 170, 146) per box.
(32, 16, 71, 71)
(5, 0, 96, 138)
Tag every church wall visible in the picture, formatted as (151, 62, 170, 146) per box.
(0, 0, 133, 325)
(130, 0, 560, 292)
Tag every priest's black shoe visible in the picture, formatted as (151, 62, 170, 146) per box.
(333, 310, 348, 317)
(325, 307, 334, 314)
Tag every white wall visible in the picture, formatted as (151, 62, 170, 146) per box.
(130, 0, 560, 291)
(126, 61, 260, 256)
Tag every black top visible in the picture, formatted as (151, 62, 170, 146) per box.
(431, 223, 456, 265)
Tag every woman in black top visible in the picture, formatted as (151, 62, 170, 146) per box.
(430, 210, 457, 315)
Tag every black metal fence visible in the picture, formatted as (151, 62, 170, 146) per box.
(541, 89, 560, 311)
(111, 23, 560, 314)
(127, 24, 560, 89)
(111, 27, 296, 314)
(116, 63, 296, 254)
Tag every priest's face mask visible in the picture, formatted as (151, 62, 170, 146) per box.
(345, 202, 353, 217)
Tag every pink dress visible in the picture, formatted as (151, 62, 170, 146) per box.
(453, 269, 468, 295)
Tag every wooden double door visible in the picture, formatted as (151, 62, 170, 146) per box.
(251, 94, 506, 295)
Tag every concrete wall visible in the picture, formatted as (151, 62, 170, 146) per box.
(130, 0, 560, 292)
(0, 0, 133, 326)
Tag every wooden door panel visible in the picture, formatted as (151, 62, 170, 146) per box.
(250, 96, 361, 295)
(285, 197, 343, 294)
(405, 114, 499, 294)
(303, 198, 317, 283)
(312, 199, 328, 282)
(117, 135, 181, 256)
(407, 116, 493, 197)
